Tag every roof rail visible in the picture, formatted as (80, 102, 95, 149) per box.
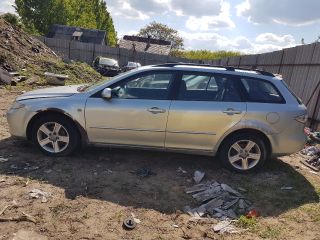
(153, 62, 275, 77)
(154, 62, 234, 71)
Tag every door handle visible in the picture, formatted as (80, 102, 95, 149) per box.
(147, 107, 166, 114)
(223, 108, 242, 115)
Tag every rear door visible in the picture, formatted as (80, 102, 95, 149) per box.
(165, 72, 247, 151)
(85, 70, 175, 147)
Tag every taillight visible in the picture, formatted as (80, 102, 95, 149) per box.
(295, 114, 308, 124)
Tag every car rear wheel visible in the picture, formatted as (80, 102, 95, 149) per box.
(219, 133, 267, 172)
(31, 115, 79, 156)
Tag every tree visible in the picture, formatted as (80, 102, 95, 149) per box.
(137, 21, 183, 49)
(14, 0, 117, 46)
(15, 0, 67, 34)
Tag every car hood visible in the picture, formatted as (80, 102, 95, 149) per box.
(16, 85, 82, 101)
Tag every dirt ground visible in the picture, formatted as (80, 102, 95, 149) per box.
(0, 88, 319, 240)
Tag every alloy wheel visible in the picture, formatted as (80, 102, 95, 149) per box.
(36, 122, 70, 153)
(227, 140, 261, 170)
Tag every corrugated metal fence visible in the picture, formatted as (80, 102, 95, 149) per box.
(38, 37, 320, 123)
(210, 43, 320, 123)
(37, 36, 194, 67)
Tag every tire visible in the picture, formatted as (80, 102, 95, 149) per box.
(31, 114, 80, 156)
(218, 133, 268, 173)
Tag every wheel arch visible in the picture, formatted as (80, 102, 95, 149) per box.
(216, 128, 272, 157)
(26, 109, 88, 145)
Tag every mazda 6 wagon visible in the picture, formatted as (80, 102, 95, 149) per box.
(7, 63, 307, 172)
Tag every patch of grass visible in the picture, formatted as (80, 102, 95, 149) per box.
(50, 203, 71, 217)
(236, 215, 257, 229)
(315, 187, 320, 198)
(113, 211, 123, 223)
(301, 204, 320, 222)
(259, 226, 282, 239)
(13, 178, 30, 186)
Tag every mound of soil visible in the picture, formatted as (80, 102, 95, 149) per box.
(0, 18, 102, 86)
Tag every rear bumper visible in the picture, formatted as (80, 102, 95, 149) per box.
(269, 124, 306, 156)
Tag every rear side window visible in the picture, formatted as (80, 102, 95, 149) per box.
(178, 73, 241, 102)
(281, 80, 302, 104)
(240, 78, 285, 103)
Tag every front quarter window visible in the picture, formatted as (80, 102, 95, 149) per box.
(111, 72, 174, 100)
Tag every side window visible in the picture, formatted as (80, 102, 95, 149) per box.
(111, 72, 173, 100)
(240, 78, 284, 103)
(178, 73, 241, 102)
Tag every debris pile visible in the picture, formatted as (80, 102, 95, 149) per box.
(305, 127, 320, 143)
(0, 17, 102, 86)
(184, 181, 253, 219)
(300, 128, 320, 171)
(300, 128, 320, 174)
(301, 155, 320, 172)
(301, 146, 320, 156)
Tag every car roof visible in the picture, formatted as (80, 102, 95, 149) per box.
(142, 63, 281, 82)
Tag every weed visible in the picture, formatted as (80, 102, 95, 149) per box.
(259, 226, 282, 239)
(50, 203, 71, 217)
(236, 215, 257, 229)
(301, 204, 320, 222)
(113, 211, 123, 223)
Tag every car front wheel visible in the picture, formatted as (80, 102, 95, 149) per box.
(31, 115, 79, 156)
(219, 133, 267, 172)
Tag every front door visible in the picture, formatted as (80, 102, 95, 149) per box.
(85, 71, 175, 147)
(165, 72, 246, 151)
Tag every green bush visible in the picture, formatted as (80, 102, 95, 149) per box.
(2, 13, 20, 26)
(170, 49, 241, 60)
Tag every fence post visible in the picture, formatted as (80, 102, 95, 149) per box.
(311, 87, 320, 129)
(238, 56, 242, 68)
(92, 44, 96, 63)
(277, 49, 285, 74)
(68, 40, 71, 59)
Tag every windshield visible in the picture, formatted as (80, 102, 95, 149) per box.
(78, 69, 138, 92)
(99, 58, 119, 67)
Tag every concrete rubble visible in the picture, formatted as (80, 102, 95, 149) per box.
(184, 180, 253, 219)
(193, 170, 205, 184)
(44, 72, 69, 86)
(28, 189, 51, 203)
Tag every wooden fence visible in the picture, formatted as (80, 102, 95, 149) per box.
(38, 37, 320, 123)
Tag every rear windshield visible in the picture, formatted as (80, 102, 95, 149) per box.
(99, 58, 119, 67)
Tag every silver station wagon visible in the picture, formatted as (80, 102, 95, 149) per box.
(7, 63, 307, 172)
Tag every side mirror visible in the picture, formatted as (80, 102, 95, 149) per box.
(101, 88, 112, 100)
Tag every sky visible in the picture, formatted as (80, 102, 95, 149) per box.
(1, 0, 320, 54)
